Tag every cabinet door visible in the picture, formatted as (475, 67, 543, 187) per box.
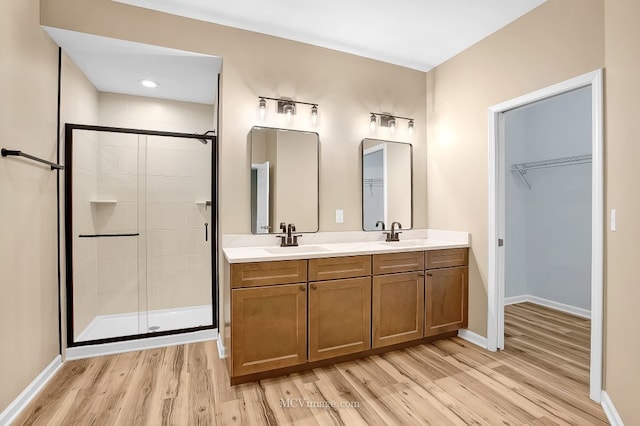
(308, 277, 371, 361)
(231, 284, 307, 376)
(372, 272, 425, 348)
(425, 266, 468, 336)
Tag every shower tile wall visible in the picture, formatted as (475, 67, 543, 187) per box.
(94, 93, 213, 317)
(146, 136, 211, 311)
(72, 130, 99, 335)
(95, 132, 139, 315)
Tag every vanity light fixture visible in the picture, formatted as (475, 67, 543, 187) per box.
(140, 79, 158, 88)
(370, 112, 415, 134)
(257, 96, 319, 125)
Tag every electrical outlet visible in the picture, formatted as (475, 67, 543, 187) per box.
(336, 209, 344, 224)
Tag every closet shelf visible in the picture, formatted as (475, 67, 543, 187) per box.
(511, 154, 592, 189)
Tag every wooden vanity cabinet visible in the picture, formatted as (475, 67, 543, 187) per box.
(424, 249, 469, 337)
(308, 256, 372, 361)
(372, 251, 426, 348)
(226, 247, 468, 383)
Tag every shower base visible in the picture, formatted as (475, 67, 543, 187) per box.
(77, 304, 213, 342)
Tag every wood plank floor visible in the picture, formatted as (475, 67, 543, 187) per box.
(15, 303, 607, 425)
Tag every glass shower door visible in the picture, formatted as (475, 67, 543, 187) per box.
(144, 134, 213, 333)
(68, 126, 214, 345)
(71, 129, 143, 342)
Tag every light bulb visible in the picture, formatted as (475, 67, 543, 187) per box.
(389, 118, 396, 134)
(370, 114, 377, 132)
(258, 98, 267, 121)
(408, 120, 414, 136)
(311, 105, 318, 127)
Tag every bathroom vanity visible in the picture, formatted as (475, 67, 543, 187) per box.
(222, 231, 469, 384)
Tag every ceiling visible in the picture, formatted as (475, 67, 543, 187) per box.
(44, 27, 221, 105)
(114, 0, 546, 71)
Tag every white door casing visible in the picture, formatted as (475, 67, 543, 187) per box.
(487, 69, 603, 402)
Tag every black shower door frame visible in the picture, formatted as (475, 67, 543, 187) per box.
(64, 123, 218, 347)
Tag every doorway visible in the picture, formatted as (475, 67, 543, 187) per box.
(488, 70, 604, 402)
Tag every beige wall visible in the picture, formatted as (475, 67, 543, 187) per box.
(603, 0, 640, 423)
(0, 0, 60, 413)
(425, 0, 604, 336)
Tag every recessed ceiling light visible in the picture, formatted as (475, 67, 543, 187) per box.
(140, 79, 158, 88)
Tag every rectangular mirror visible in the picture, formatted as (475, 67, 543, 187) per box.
(362, 138, 413, 231)
(250, 127, 319, 233)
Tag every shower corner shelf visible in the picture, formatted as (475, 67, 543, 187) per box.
(90, 199, 117, 204)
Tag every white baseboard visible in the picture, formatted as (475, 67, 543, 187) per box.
(457, 329, 488, 349)
(0, 355, 63, 426)
(601, 391, 624, 426)
(505, 294, 591, 319)
(217, 334, 226, 359)
(65, 329, 217, 360)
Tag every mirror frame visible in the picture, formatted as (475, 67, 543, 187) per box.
(250, 126, 320, 234)
(361, 138, 413, 231)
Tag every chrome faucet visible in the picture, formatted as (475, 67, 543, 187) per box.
(385, 222, 402, 242)
(277, 222, 302, 247)
(375, 220, 386, 230)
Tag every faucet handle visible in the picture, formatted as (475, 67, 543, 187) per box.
(279, 222, 287, 233)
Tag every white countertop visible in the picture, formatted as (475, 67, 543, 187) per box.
(223, 229, 470, 263)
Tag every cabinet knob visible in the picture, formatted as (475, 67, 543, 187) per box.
(300, 286, 306, 292)
(426, 272, 433, 276)
(310, 284, 317, 290)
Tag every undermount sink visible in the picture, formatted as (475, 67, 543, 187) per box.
(379, 239, 430, 248)
(264, 245, 329, 254)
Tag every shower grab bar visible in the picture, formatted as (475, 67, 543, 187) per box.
(1, 148, 64, 170)
(78, 233, 140, 238)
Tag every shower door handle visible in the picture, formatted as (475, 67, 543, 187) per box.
(205, 222, 209, 242)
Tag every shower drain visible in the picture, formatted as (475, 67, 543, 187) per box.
(148, 326, 161, 331)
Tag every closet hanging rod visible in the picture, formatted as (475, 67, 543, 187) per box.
(1, 148, 64, 170)
(511, 154, 592, 189)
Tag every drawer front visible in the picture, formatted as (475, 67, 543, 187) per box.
(231, 260, 307, 288)
(426, 248, 468, 270)
(373, 251, 425, 275)
(308, 255, 372, 281)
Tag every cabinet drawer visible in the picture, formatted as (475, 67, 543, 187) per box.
(231, 260, 307, 288)
(426, 248, 468, 270)
(308, 255, 371, 281)
(373, 251, 425, 275)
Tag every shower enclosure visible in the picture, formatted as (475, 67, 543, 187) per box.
(65, 124, 216, 345)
